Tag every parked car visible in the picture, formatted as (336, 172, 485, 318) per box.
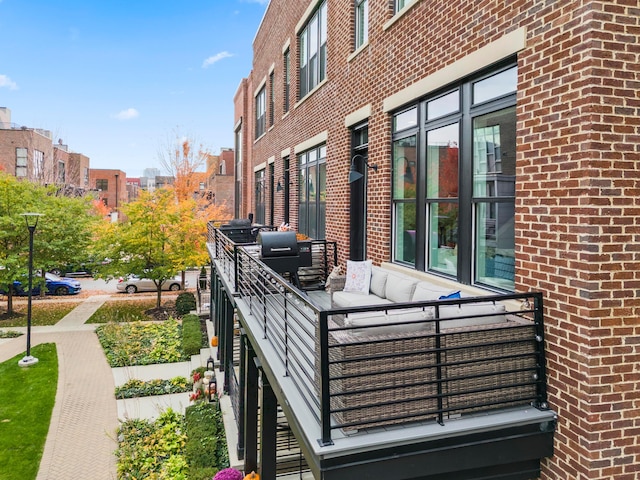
(116, 275, 188, 294)
(49, 258, 110, 277)
(0, 272, 82, 296)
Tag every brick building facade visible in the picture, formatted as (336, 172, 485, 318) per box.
(235, 1, 639, 478)
(88, 169, 127, 215)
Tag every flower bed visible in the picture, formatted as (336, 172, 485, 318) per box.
(96, 318, 189, 367)
(116, 402, 228, 480)
(115, 376, 192, 399)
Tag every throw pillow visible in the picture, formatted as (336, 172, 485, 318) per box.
(439, 291, 461, 300)
(343, 260, 372, 295)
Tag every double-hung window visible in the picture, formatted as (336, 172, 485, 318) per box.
(391, 63, 517, 290)
(299, 1, 327, 99)
(395, 0, 407, 13)
(355, 0, 368, 49)
(255, 87, 266, 139)
(269, 72, 275, 127)
(16, 148, 27, 177)
(283, 48, 290, 113)
(298, 145, 326, 239)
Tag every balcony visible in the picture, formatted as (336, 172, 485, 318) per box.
(206, 223, 556, 480)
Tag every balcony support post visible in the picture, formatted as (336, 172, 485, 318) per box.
(243, 341, 259, 474)
(259, 368, 278, 480)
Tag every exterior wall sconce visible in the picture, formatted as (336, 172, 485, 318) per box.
(348, 154, 378, 183)
(275, 176, 292, 192)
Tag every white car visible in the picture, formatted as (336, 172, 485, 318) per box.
(116, 275, 188, 294)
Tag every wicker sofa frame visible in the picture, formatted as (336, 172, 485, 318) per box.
(322, 274, 540, 431)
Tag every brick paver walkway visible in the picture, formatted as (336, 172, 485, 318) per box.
(0, 295, 118, 480)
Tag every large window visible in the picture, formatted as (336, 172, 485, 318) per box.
(255, 87, 266, 139)
(235, 127, 243, 218)
(355, 0, 368, 49)
(283, 48, 290, 113)
(58, 161, 66, 183)
(33, 150, 44, 179)
(391, 64, 517, 290)
(269, 72, 275, 128)
(16, 148, 27, 177)
(255, 169, 266, 225)
(298, 145, 326, 239)
(350, 124, 369, 260)
(299, 1, 327, 99)
(395, 0, 407, 13)
(96, 179, 108, 191)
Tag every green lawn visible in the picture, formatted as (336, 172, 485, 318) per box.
(86, 298, 157, 324)
(0, 302, 77, 327)
(0, 343, 58, 480)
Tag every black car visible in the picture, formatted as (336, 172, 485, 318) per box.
(49, 259, 109, 277)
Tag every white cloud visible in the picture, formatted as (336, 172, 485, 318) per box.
(0, 74, 18, 90)
(112, 108, 139, 121)
(202, 51, 233, 68)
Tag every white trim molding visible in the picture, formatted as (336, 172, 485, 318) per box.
(345, 104, 372, 128)
(294, 131, 328, 154)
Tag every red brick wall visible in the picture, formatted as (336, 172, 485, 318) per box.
(238, 1, 640, 477)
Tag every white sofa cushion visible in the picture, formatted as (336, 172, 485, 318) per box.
(384, 272, 418, 303)
(438, 303, 507, 329)
(332, 291, 392, 309)
(412, 281, 454, 302)
(369, 266, 388, 298)
(344, 307, 434, 337)
(343, 260, 372, 295)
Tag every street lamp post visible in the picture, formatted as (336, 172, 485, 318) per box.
(18, 212, 43, 367)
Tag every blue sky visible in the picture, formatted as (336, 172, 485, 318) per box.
(0, 0, 268, 177)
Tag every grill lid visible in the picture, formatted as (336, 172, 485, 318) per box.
(257, 231, 299, 257)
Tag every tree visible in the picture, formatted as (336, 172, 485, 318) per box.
(94, 188, 181, 309)
(157, 132, 208, 203)
(0, 173, 97, 315)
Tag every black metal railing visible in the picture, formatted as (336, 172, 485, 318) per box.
(209, 225, 548, 446)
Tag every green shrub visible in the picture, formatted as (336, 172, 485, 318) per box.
(96, 319, 188, 367)
(116, 409, 187, 479)
(182, 314, 202, 356)
(184, 401, 228, 479)
(115, 376, 191, 399)
(176, 292, 197, 315)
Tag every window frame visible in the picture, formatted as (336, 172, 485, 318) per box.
(298, 1, 327, 99)
(283, 48, 291, 113)
(255, 87, 266, 139)
(269, 71, 275, 127)
(391, 61, 518, 290)
(96, 179, 108, 191)
(298, 144, 327, 239)
(16, 147, 27, 177)
(355, 0, 368, 49)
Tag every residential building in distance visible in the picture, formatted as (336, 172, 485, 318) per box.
(0, 107, 92, 196)
(126, 177, 141, 202)
(230, 1, 639, 479)
(88, 169, 127, 216)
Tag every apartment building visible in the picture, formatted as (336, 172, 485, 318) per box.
(234, 1, 639, 479)
(88, 169, 127, 214)
(0, 107, 92, 195)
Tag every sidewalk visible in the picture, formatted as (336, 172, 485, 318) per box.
(0, 295, 119, 480)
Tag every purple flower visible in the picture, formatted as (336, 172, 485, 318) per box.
(213, 468, 244, 480)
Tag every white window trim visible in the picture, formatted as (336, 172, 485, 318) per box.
(293, 131, 328, 154)
(344, 104, 372, 128)
(348, 40, 369, 63)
